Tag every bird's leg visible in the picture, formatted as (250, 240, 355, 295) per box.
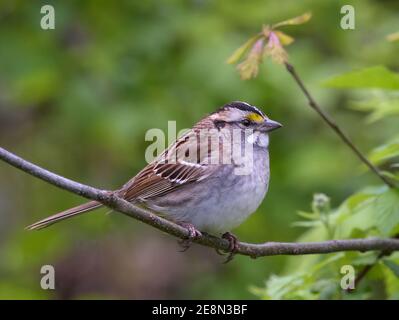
(222, 232, 239, 263)
(177, 222, 202, 252)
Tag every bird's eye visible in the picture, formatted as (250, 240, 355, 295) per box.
(241, 119, 251, 127)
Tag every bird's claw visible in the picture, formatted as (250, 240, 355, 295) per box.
(222, 232, 239, 263)
(177, 223, 202, 252)
(214, 248, 226, 256)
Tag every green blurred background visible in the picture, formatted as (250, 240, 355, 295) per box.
(0, 0, 398, 299)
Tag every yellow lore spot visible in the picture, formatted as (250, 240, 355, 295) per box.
(247, 113, 264, 123)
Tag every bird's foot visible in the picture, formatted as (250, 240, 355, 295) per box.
(177, 222, 202, 252)
(222, 232, 239, 263)
(214, 248, 226, 256)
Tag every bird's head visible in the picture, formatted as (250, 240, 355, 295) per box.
(210, 101, 282, 134)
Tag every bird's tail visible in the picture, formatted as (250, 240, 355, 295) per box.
(26, 200, 103, 230)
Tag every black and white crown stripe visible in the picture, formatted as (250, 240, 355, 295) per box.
(217, 101, 265, 117)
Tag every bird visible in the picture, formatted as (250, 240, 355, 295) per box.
(27, 101, 282, 256)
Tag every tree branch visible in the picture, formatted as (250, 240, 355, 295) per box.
(284, 62, 395, 188)
(1, 146, 399, 258)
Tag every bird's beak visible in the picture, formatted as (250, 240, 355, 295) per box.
(260, 118, 282, 132)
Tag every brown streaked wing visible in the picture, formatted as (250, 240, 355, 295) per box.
(120, 130, 216, 201)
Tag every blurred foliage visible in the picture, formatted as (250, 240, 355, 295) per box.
(322, 65, 399, 90)
(0, 0, 399, 299)
(254, 65, 399, 299)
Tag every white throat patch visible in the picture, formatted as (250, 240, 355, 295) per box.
(247, 132, 269, 148)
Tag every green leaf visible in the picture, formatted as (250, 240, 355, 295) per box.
(384, 265, 399, 299)
(350, 97, 399, 122)
(272, 12, 312, 28)
(274, 30, 294, 46)
(254, 253, 344, 300)
(258, 273, 317, 300)
(351, 252, 378, 266)
(292, 220, 322, 228)
(334, 186, 399, 237)
(322, 66, 399, 90)
(383, 260, 399, 278)
(374, 189, 399, 235)
(369, 138, 399, 165)
(381, 170, 399, 182)
(226, 34, 262, 64)
(296, 210, 319, 220)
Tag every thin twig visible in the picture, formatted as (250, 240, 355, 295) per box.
(284, 61, 397, 284)
(345, 251, 387, 293)
(353, 234, 398, 288)
(1, 146, 399, 258)
(354, 251, 386, 288)
(284, 62, 395, 188)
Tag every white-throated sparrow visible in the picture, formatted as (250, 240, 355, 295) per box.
(27, 102, 282, 252)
